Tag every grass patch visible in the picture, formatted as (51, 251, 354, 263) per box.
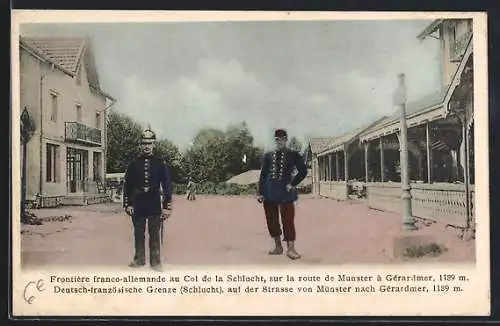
(403, 243, 448, 258)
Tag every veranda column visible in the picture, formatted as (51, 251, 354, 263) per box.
(344, 145, 349, 182)
(364, 142, 369, 182)
(426, 122, 432, 183)
(328, 154, 332, 181)
(379, 137, 385, 182)
(335, 151, 340, 181)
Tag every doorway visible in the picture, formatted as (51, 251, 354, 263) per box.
(66, 147, 88, 193)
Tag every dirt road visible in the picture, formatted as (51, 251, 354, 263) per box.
(20, 195, 475, 269)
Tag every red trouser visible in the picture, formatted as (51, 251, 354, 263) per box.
(263, 201, 296, 241)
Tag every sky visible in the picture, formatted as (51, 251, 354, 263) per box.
(20, 19, 442, 150)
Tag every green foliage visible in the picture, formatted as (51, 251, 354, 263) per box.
(403, 243, 448, 258)
(20, 108, 37, 144)
(288, 136, 303, 152)
(106, 113, 307, 193)
(106, 110, 142, 173)
(172, 182, 258, 196)
(155, 139, 185, 183)
(183, 122, 265, 183)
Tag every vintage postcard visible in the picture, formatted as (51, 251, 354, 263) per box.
(11, 10, 489, 316)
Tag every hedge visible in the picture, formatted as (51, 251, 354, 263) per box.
(173, 182, 312, 196)
(107, 181, 311, 197)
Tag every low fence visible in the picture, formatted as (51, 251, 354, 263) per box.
(366, 182, 475, 228)
(319, 181, 348, 200)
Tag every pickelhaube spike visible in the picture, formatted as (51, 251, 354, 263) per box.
(141, 126, 156, 141)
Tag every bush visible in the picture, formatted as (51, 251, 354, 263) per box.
(297, 184, 312, 194)
(173, 182, 257, 196)
(403, 243, 448, 258)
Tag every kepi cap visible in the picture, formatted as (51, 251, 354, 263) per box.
(274, 128, 288, 139)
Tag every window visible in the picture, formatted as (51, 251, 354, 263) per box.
(46, 144, 59, 183)
(76, 104, 82, 122)
(95, 111, 101, 129)
(50, 93, 58, 122)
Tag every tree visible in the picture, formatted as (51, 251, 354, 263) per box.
(223, 122, 256, 178)
(106, 110, 143, 173)
(185, 128, 227, 182)
(154, 139, 184, 183)
(20, 107, 36, 221)
(182, 123, 265, 183)
(288, 136, 303, 152)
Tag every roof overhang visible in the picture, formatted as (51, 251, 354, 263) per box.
(89, 84, 117, 102)
(359, 35, 473, 143)
(317, 143, 345, 156)
(20, 40, 75, 77)
(417, 19, 444, 41)
(442, 36, 473, 109)
(20, 38, 117, 103)
(359, 103, 446, 143)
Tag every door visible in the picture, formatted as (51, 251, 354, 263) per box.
(67, 148, 88, 193)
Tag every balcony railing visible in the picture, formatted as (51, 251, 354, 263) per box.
(65, 122, 102, 146)
(450, 30, 472, 62)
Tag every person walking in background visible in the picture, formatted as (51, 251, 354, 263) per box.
(257, 128, 307, 260)
(186, 177, 197, 201)
(123, 127, 173, 271)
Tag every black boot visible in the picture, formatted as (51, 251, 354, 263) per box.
(129, 250, 145, 267)
(129, 234, 145, 267)
(149, 216, 163, 271)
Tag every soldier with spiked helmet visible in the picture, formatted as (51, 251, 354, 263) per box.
(123, 126, 173, 271)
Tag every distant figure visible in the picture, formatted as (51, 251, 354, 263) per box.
(257, 128, 307, 260)
(186, 178, 197, 201)
(123, 127, 173, 272)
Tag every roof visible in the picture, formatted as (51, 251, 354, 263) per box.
(308, 137, 339, 154)
(20, 36, 116, 101)
(317, 116, 389, 155)
(358, 87, 448, 142)
(226, 170, 261, 185)
(21, 37, 86, 74)
(387, 87, 448, 123)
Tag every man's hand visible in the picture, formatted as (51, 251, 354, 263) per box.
(286, 184, 295, 192)
(256, 195, 265, 203)
(162, 209, 172, 220)
(125, 206, 134, 216)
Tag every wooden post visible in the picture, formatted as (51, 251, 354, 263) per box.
(328, 154, 332, 181)
(426, 122, 432, 183)
(364, 142, 369, 182)
(380, 137, 385, 182)
(335, 152, 340, 181)
(344, 146, 349, 182)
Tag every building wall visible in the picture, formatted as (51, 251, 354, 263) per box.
(440, 19, 473, 87)
(20, 46, 108, 198)
(20, 48, 43, 198)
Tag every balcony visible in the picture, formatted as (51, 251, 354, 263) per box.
(65, 122, 102, 146)
(450, 30, 472, 62)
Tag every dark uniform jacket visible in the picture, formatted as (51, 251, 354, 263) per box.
(123, 154, 173, 217)
(258, 148, 307, 204)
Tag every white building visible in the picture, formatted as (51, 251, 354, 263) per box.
(20, 37, 117, 206)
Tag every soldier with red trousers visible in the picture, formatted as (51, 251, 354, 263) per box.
(257, 129, 307, 260)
